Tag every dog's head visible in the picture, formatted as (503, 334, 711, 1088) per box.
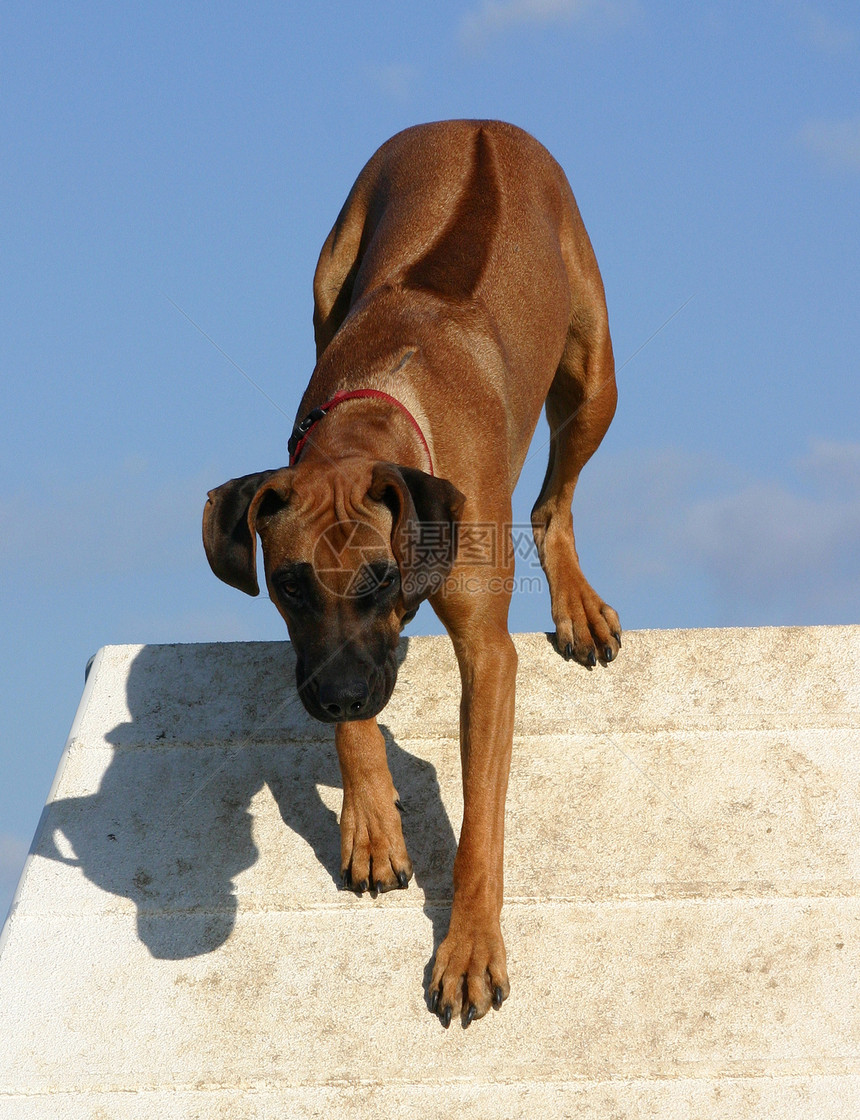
(203, 460, 464, 723)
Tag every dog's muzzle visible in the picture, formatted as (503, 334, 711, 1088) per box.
(295, 650, 398, 724)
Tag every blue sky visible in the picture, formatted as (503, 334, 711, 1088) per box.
(2, 1, 858, 917)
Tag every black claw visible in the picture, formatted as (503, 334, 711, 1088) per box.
(397, 870, 409, 889)
(429, 988, 440, 1014)
(564, 642, 574, 661)
(604, 645, 614, 663)
(340, 868, 350, 888)
(441, 1005, 452, 1029)
(357, 879, 368, 894)
(493, 985, 504, 1009)
(587, 649, 597, 668)
(394, 798, 405, 813)
(466, 1004, 477, 1025)
(375, 879, 383, 895)
(613, 631, 622, 647)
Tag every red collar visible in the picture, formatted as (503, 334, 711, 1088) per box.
(288, 388, 434, 475)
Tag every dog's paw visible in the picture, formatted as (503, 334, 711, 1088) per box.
(339, 788, 413, 894)
(553, 578, 621, 668)
(428, 909, 510, 1027)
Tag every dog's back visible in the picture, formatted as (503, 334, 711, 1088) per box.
(313, 119, 609, 463)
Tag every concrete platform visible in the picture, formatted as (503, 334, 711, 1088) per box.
(2, 627, 859, 1117)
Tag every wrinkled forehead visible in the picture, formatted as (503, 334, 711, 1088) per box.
(311, 516, 392, 572)
(268, 463, 394, 564)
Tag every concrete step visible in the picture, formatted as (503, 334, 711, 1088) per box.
(1, 627, 859, 1117)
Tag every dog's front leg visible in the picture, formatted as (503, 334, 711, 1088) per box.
(335, 718, 413, 894)
(429, 602, 517, 1026)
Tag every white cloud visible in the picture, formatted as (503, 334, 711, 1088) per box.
(683, 444, 860, 618)
(798, 115, 860, 172)
(460, 0, 636, 48)
(799, 439, 860, 491)
(686, 480, 860, 592)
(577, 446, 736, 579)
(577, 441, 860, 625)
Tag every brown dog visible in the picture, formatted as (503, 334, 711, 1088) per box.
(203, 120, 620, 1027)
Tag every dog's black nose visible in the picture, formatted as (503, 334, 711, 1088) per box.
(316, 677, 370, 720)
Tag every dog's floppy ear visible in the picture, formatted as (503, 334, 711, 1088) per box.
(203, 469, 291, 595)
(369, 463, 466, 609)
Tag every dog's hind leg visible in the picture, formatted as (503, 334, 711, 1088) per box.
(531, 307, 621, 667)
(312, 196, 367, 359)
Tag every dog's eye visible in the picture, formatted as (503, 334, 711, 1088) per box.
(375, 568, 400, 595)
(353, 565, 399, 603)
(279, 579, 300, 599)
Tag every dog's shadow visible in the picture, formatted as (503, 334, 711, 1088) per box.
(35, 642, 458, 969)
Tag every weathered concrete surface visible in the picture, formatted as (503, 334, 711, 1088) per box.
(1, 627, 859, 1117)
